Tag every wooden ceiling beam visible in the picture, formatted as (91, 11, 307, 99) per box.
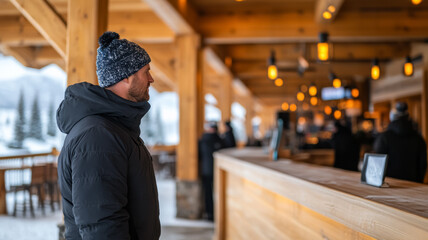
(144, 0, 198, 34)
(0, 12, 175, 46)
(315, 0, 344, 23)
(0, 0, 151, 16)
(200, 10, 428, 44)
(10, 0, 66, 58)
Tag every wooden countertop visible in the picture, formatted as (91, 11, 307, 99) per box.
(214, 147, 428, 239)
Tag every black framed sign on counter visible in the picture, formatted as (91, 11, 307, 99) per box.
(361, 153, 388, 187)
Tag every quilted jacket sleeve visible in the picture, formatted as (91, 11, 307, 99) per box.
(71, 127, 130, 239)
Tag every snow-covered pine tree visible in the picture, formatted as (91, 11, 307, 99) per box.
(47, 99, 57, 137)
(28, 92, 43, 140)
(9, 90, 26, 148)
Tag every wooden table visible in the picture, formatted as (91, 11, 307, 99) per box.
(214, 147, 428, 240)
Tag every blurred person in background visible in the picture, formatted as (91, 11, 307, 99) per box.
(332, 121, 360, 171)
(374, 102, 427, 183)
(198, 122, 223, 221)
(222, 120, 236, 148)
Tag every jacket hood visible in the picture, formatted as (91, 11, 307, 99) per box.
(56, 82, 150, 136)
(387, 117, 415, 136)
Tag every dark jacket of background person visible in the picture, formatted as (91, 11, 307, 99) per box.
(222, 121, 236, 148)
(332, 122, 360, 171)
(198, 131, 223, 177)
(374, 116, 427, 183)
(56, 83, 160, 240)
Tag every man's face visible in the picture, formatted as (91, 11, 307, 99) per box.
(128, 64, 154, 102)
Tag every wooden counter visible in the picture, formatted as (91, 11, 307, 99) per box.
(214, 147, 428, 240)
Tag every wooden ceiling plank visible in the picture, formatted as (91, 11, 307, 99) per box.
(201, 10, 428, 44)
(9, 0, 66, 58)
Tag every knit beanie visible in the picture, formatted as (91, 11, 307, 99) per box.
(96, 31, 151, 88)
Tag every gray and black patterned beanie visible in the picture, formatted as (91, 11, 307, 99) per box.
(96, 31, 151, 88)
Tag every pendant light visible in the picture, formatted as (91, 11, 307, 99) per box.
(317, 32, 329, 61)
(403, 56, 414, 77)
(329, 72, 341, 88)
(371, 58, 380, 80)
(309, 83, 317, 96)
(267, 50, 278, 80)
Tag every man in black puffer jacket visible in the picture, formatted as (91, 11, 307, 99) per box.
(57, 32, 160, 239)
(374, 102, 427, 183)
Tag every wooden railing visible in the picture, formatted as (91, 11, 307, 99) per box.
(0, 148, 59, 192)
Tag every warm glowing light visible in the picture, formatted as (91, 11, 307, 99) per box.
(317, 42, 329, 61)
(322, 11, 332, 19)
(300, 85, 308, 92)
(412, 0, 422, 5)
(334, 110, 342, 119)
(309, 86, 317, 96)
(324, 106, 332, 115)
(235, 0, 245, 2)
(281, 102, 289, 111)
(404, 62, 414, 76)
(328, 5, 336, 13)
(297, 92, 305, 102)
(274, 78, 283, 87)
(371, 65, 380, 80)
(310, 97, 318, 106)
(290, 104, 297, 112)
(298, 117, 306, 125)
(302, 103, 309, 111)
(351, 88, 360, 98)
(268, 65, 278, 79)
(332, 78, 341, 88)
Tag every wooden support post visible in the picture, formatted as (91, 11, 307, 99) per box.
(176, 34, 201, 181)
(67, 0, 108, 86)
(0, 170, 6, 214)
(245, 96, 254, 140)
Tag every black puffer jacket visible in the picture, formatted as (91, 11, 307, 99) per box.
(57, 82, 160, 240)
(374, 117, 427, 183)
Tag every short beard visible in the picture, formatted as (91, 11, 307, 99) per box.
(128, 85, 148, 102)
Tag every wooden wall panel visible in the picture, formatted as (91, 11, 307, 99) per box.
(224, 172, 375, 240)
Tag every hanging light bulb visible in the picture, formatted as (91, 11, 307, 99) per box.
(297, 92, 305, 102)
(290, 104, 297, 112)
(309, 84, 317, 96)
(274, 78, 283, 87)
(334, 110, 342, 120)
(332, 78, 341, 88)
(322, 11, 332, 19)
(310, 97, 318, 106)
(371, 58, 380, 80)
(324, 106, 332, 115)
(412, 0, 422, 5)
(403, 56, 414, 77)
(328, 5, 336, 13)
(351, 88, 360, 98)
(281, 102, 289, 111)
(317, 32, 329, 61)
(267, 50, 278, 80)
(329, 72, 341, 88)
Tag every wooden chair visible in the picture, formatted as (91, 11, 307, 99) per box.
(12, 165, 47, 217)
